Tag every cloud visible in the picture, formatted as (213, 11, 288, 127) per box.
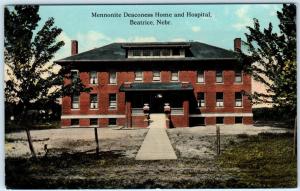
(235, 5, 249, 19)
(76, 30, 112, 51)
(170, 38, 186, 42)
(191, 26, 201, 32)
(232, 5, 252, 31)
(127, 36, 157, 42)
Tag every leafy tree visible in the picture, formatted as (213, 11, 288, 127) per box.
(240, 4, 296, 118)
(5, 5, 90, 158)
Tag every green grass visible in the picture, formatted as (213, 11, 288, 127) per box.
(217, 133, 297, 188)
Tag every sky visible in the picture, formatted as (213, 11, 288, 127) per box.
(35, 4, 283, 60)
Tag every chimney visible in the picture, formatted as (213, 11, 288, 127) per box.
(71, 40, 78, 55)
(234, 38, 241, 52)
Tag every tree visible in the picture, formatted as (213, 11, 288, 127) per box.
(239, 4, 296, 118)
(5, 5, 90, 158)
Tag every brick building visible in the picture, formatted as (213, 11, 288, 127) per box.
(56, 38, 253, 128)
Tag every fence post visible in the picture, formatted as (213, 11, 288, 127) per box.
(94, 127, 99, 155)
(216, 125, 221, 155)
(293, 116, 297, 157)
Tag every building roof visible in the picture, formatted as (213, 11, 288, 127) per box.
(119, 82, 193, 92)
(55, 41, 238, 63)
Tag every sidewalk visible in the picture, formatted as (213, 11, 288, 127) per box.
(135, 114, 177, 160)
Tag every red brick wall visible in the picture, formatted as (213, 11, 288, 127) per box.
(61, 61, 252, 127)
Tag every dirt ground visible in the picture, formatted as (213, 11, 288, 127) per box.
(5, 124, 291, 159)
(5, 125, 295, 188)
(5, 128, 148, 158)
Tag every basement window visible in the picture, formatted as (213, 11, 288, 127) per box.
(71, 119, 79, 126)
(216, 117, 224, 124)
(235, 117, 243, 124)
(109, 118, 117, 126)
(90, 118, 98, 126)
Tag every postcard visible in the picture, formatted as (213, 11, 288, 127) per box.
(4, 3, 297, 189)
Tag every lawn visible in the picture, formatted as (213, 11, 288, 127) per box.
(5, 132, 297, 188)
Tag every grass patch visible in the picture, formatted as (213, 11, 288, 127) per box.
(217, 132, 297, 188)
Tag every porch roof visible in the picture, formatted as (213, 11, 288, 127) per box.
(119, 82, 193, 92)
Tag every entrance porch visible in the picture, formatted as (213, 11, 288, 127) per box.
(120, 82, 193, 128)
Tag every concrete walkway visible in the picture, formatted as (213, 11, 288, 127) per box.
(135, 114, 177, 160)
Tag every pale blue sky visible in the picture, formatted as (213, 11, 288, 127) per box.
(35, 4, 283, 59)
(33, 4, 284, 60)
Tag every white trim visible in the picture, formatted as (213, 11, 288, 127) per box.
(190, 113, 253, 117)
(61, 114, 126, 119)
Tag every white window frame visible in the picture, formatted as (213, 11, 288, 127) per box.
(171, 71, 179, 81)
(235, 92, 243, 107)
(90, 94, 98, 109)
(109, 94, 117, 110)
(197, 70, 205, 83)
(109, 71, 117, 84)
(134, 71, 143, 82)
(71, 70, 79, 83)
(216, 92, 224, 107)
(235, 70, 243, 83)
(71, 94, 80, 109)
(152, 71, 161, 81)
(216, 70, 223, 83)
(90, 71, 98, 84)
(197, 92, 206, 107)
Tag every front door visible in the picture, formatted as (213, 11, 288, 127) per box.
(151, 94, 164, 113)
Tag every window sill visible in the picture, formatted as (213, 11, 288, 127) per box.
(70, 125, 80, 127)
(71, 108, 80, 110)
(196, 82, 205, 84)
(234, 106, 243, 108)
(90, 108, 98, 110)
(108, 108, 117, 110)
(108, 83, 117, 85)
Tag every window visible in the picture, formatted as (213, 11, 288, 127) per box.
(216, 92, 224, 107)
(90, 71, 98, 84)
(235, 70, 242, 83)
(109, 94, 117, 109)
(153, 71, 161, 81)
(171, 71, 179, 81)
(135, 71, 143, 81)
(143, 49, 151, 56)
(109, 71, 117, 84)
(197, 92, 205, 107)
(71, 119, 79, 126)
(172, 49, 180, 56)
(216, 117, 224, 124)
(109, 118, 117, 126)
(216, 70, 223, 83)
(153, 49, 160, 56)
(235, 92, 243, 107)
(197, 70, 205, 83)
(162, 49, 171, 56)
(90, 118, 98, 126)
(71, 70, 79, 83)
(133, 49, 141, 56)
(90, 94, 98, 109)
(71, 94, 79, 109)
(235, 117, 243, 124)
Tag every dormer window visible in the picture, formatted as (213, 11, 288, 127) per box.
(161, 49, 171, 56)
(127, 47, 185, 58)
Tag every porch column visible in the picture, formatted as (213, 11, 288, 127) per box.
(126, 99, 132, 128)
(183, 99, 189, 127)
